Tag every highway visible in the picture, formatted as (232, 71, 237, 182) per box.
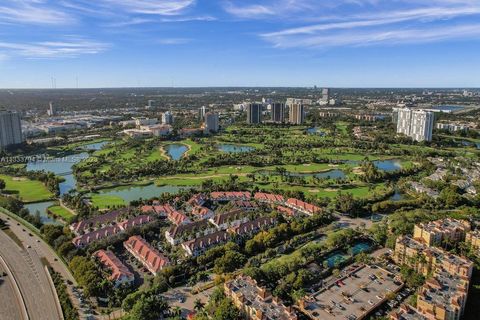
(0, 230, 63, 319)
(0, 260, 24, 320)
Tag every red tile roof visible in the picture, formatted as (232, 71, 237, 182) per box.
(124, 236, 169, 274)
(72, 225, 122, 247)
(118, 215, 153, 230)
(228, 216, 276, 236)
(70, 208, 128, 235)
(210, 191, 251, 201)
(94, 250, 133, 283)
(167, 210, 190, 225)
(276, 205, 295, 216)
(286, 198, 321, 215)
(254, 192, 285, 203)
(212, 208, 247, 226)
(183, 230, 229, 252)
(191, 205, 212, 218)
(187, 194, 206, 207)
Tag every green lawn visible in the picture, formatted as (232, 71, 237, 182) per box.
(89, 194, 126, 209)
(47, 205, 75, 222)
(0, 174, 53, 203)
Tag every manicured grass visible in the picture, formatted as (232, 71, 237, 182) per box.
(89, 194, 126, 209)
(0, 174, 53, 203)
(47, 205, 75, 222)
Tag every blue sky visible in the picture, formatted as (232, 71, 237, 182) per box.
(1, 0, 480, 88)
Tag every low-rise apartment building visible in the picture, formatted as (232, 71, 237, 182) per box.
(465, 229, 480, 251)
(224, 275, 298, 320)
(416, 269, 469, 320)
(413, 219, 470, 247)
(393, 236, 473, 279)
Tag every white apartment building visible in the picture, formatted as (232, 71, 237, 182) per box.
(395, 108, 434, 142)
(162, 111, 174, 125)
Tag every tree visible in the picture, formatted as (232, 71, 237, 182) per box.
(194, 298, 205, 311)
(0, 179, 5, 191)
(212, 299, 240, 320)
(214, 251, 246, 274)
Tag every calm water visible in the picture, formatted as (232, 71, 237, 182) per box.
(432, 105, 466, 113)
(81, 141, 108, 151)
(390, 189, 404, 201)
(24, 201, 62, 225)
(26, 153, 90, 195)
(373, 159, 402, 172)
(307, 127, 326, 136)
(218, 144, 255, 153)
(291, 169, 346, 180)
(164, 144, 189, 160)
(91, 184, 187, 203)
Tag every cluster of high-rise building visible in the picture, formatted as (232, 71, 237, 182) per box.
(245, 100, 305, 125)
(391, 218, 474, 320)
(393, 108, 435, 142)
(0, 111, 24, 149)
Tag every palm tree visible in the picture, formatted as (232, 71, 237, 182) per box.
(194, 298, 205, 311)
(170, 306, 182, 318)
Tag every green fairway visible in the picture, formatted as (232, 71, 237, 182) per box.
(47, 205, 75, 222)
(89, 194, 126, 209)
(0, 174, 53, 203)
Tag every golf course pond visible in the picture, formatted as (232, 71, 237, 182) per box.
(26, 152, 90, 195)
(218, 144, 255, 153)
(164, 144, 189, 160)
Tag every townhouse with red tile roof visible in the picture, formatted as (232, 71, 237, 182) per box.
(94, 249, 134, 286)
(124, 236, 170, 276)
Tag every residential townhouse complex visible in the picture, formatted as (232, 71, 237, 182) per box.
(124, 235, 170, 276)
(94, 250, 134, 286)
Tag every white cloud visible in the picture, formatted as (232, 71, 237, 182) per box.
(0, 38, 110, 58)
(157, 38, 192, 45)
(264, 23, 480, 48)
(0, 0, 72, 25)
(97, 0, 196, 16)
(256, 1, 480, 49)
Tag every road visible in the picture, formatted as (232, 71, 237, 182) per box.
(0, 230, 62, 319)
(0, 210, 95, 319)
(0, 261, 24, 320)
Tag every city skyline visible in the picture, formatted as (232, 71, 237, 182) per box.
(1, 0, 480, 88)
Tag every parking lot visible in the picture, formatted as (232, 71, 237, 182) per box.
(301, 264, 403, 320)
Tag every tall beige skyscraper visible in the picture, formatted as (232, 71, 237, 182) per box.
(0, 111, 23, 149)
(288, 104, 304, 125)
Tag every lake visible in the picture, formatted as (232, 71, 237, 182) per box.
(24, 201, 62, 225)
(373, 159, 402, 172)
(307, 127, 326, 136)
(218, 144, 255, 153)
(390, 189, 405, 201)
(290, 169, 346, 180)
(26, 152, 90, 195)
(164, 144, 189, 160)
(431, 105, 466, 113)
(91, 184, 187, 203)
(80, 141, 108, 151)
